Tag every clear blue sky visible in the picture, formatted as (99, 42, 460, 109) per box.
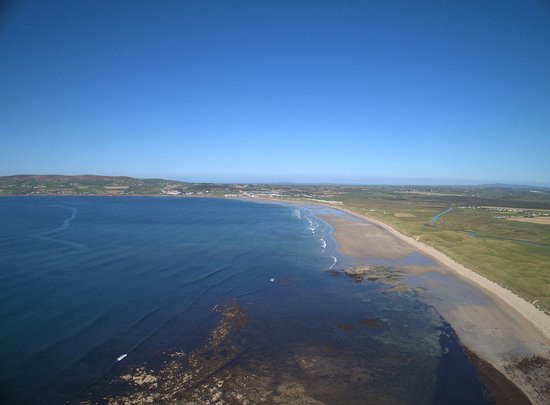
(1, 1, 549, 185)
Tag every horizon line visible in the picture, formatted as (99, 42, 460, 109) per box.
(1, 173, 549, 189)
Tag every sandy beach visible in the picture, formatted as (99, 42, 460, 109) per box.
(249, 198, 550, 404)
(322, 207, 550, 404)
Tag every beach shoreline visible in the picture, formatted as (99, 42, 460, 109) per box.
(250, 196, 550, 339)
(245, 196, 550, 404)
(342, 207, 550, 338)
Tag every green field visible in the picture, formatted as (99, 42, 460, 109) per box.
(329, 187, 550, 313)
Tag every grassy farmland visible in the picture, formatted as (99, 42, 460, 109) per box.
(331, 187, 550, 313)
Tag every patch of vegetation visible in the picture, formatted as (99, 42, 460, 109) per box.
(327, 187, 550, 313)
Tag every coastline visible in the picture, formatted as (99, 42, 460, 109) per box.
(339, 206, 550, 339)
(254, 196, 550, 339)
(5, 194, 549, 402)
(6, 194, 548, 335)
(247, 196, 550, 404)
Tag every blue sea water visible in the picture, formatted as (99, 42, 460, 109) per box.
(0, 197, 492, 404)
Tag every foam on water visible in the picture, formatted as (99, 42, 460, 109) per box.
(304, 216, 320, 235)
(34, 205, 87, 251)
(287, 205, 339, 264)
(320, 238, 327, 252)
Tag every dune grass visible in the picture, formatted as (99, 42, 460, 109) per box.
(337, 193, 550, 313)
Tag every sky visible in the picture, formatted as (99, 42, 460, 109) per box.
(1, 0, 549, 185)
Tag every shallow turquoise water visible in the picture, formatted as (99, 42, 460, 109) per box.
(0, 197, 491, 403)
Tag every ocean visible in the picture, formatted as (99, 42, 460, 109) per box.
(0, 197, 492, 403)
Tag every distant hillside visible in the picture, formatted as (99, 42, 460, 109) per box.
(0, 174, 189, 196)
(481, 183, 550, 190)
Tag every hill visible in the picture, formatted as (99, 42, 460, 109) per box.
(0, 174, 188, 196)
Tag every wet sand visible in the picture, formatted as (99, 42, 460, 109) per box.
(321, 212, 550, 405)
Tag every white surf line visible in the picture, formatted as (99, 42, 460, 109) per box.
(320, 238, 327, 252)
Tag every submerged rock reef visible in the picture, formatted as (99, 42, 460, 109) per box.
(81, 261, 536, 405)
(89, 301, 251, 403)
(84, 295, 442, 404)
